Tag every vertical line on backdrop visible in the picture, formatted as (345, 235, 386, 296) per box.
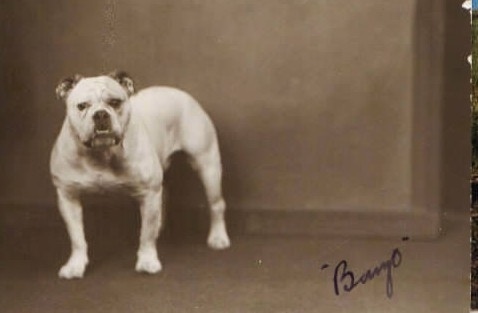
(102, 0, 118, 72)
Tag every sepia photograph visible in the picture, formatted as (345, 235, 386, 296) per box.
(0, 1, 471, 312)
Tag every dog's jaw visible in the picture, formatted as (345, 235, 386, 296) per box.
(84, 132, 122, 149)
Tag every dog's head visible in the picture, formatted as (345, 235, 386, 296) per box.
(56, 71, 135, 149)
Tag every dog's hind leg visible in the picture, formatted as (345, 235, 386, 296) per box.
(190, 144, 231, 250)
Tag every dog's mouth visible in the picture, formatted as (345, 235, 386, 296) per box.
(84, 130, 121, 148)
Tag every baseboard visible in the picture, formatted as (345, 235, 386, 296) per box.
(1, 203, 442, 240)
(229, 209, 442, 240)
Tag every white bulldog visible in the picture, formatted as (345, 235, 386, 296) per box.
(50, 71, 230, 279)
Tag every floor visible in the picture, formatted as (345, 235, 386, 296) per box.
(0, 212, 470, 313)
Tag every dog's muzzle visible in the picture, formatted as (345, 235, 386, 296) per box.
(93, 109, 112, 131)
(85, 110, 121, 148)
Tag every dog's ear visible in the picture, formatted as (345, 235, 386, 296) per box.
(108, 70, 135, 96)
(56, 74, 83, 101)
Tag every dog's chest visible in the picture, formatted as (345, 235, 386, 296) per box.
(90, 169, 125, 189)
(65, 154, 159, 194)
(68, 164, 131, 192)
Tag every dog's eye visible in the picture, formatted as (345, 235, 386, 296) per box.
(77, 102, 89, 111)
(107, 98, 122, 109)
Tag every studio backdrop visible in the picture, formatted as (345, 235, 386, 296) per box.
(0, 0, 469, 237)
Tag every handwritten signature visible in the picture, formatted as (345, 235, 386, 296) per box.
(329, 248, 402, 298)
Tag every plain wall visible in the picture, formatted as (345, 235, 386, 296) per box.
(0, 1, 468, 217)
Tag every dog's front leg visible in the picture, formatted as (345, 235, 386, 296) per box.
(135, 188, 163, 274)
(56, 189, 89, 279)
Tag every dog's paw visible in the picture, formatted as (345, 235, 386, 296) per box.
(135, 253, 162, 274)
(58, 255, 89, 279)
(207, 225, 231, 250)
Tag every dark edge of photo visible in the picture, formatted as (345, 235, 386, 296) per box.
(470, 5, 478, 311)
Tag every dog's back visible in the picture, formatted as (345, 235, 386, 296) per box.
(130, 86, 218, 168)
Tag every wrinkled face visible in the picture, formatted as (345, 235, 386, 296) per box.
(57, 73, 134, 149)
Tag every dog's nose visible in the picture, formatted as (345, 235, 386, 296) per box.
(93, 110, 111, 131)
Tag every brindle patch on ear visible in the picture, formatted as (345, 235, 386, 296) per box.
(108, 70, 135, 96)
(56, 74, 83, 100)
